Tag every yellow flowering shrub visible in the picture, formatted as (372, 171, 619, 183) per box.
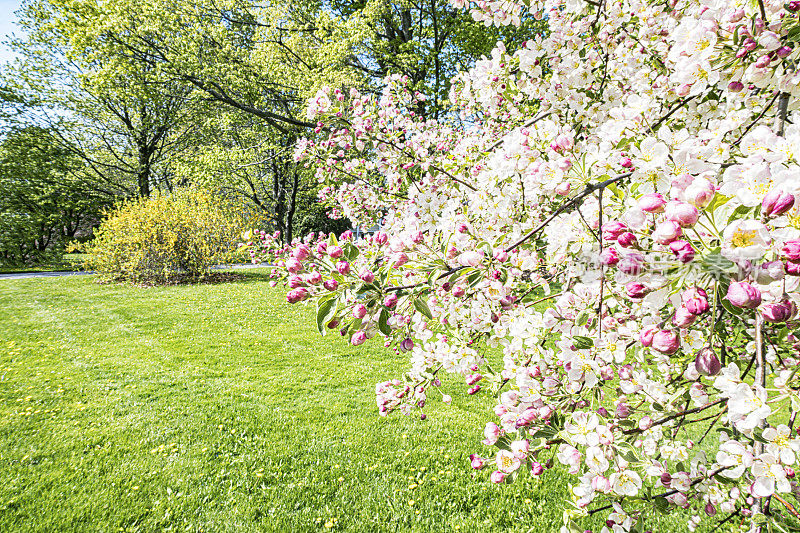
(85, 188, 249, 283)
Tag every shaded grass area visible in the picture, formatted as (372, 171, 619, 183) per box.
(0, 272, 732, 532)
(0, 253, 87, 274)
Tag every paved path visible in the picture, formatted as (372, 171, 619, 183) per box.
(0, 263, 271, 280)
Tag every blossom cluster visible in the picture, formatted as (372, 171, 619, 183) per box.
(247, 0, 800, 531)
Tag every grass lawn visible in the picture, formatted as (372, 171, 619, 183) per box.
(0, 272, 735, 532)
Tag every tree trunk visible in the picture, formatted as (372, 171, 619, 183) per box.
(285, 166, 299, 244)
(137, 143, 152, 197)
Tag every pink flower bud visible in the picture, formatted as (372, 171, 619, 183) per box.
(328, 246, 343, 259)
(470, 454, 485, 469)
(591, 475, 610, 492)
(457, 223, 469, 233)
(556, 133, 574, 151)
(336, 260, 351, 275)
(306, 271, 323, 285)
(669, 240, 696, 263)
(490, 470, 507, 483)
(685, 294, 709, 315)
(728, 80, 745, 92)
(516, 409, 538, 428)
(352, 304, 368, 319)
(442, 394, 452, 404)
(326, 318, 340, 329)
(755, 261, 785, 284)
(787, 261, 800, 276)
(316, 241, 328, 255)
(323, 279, 338, 291)
(293, 244, 311, 261)
(785, 241, 800, 261)
(651, 329, 681, 354)
(494, 250, 509, 262)
(360, 270, 375, 283)
(500, 296, 516, 310)
(762, 190, 796, 218)
(618, 253, 646, 275)
(660, 472, 672, 486)
(665, 201, 699, 227)
(639, 325, 658, 347)
(457, 250, 484, 267)
(762, 301, 796, 323)
(777, 46, 794, 59)
(287, 276, 305, 288)
(483, 422, 501, 445)
(695, 348, 721, 376)
(620, 156, 633, 168)
(686, 178, 716, 208)
(616, 402, 631, 419)
(653, 220, 683, 245)
(374, 231, 388, 245)
(705, 503, 717, 517)
(754, 55, 772, 68)
(452, 285, 465, 298)
(639, 416, 653, 430)
(673, 307, 697, 328)
(340, 230, 353, 241)
(639, 193, 667, 213)
(286, 288, 309, 304)
(726, 281, 762, 309)
(400, 338, 414, 352)
(384, 293, 399, 308)
(286, 258, 303, 273)
(555, 182, 571, 196)
(393, 253, 409, 268)
(617, 232, 638, 248)
(625, 282, 648, 299)
(600, 247, 620, 266)
(351, 330, 367, 346)
(602, 221, 628, 241)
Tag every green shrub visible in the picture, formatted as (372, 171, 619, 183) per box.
(85, 188, 249, 283)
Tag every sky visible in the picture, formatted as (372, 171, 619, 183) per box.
(0, 0, 23, 65)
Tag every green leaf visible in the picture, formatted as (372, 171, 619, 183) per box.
(342, 242, 359, 261)
(378, 308, 391, 336)
(653, 496, 669, 514)
(413, 298, 433, 319)
(316, 298, 336, 335)
(572, 336, 593, 350)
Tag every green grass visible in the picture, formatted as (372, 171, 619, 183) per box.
(0, 272, 734, 532)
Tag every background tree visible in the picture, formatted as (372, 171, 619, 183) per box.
(0, 125, 107, 264)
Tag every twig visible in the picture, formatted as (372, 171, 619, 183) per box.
(648, 96, 696, 133)
(486, 111, 555, 152)
(732, 92, 780, 147)
(697, 407, 727, 445)
(750, 314, 766, 533)
(588, 467, 729, 515)
(757, 0, 768, 21)
(622, 398, 726, 435)
(506, 172, 631, 253)
(772, 494, 800, 520)
(775, 92, 791, 137)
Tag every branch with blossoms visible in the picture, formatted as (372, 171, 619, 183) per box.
(240, 0, 800, 531)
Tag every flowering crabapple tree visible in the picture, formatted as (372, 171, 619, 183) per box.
(244, 0, 800, 531)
